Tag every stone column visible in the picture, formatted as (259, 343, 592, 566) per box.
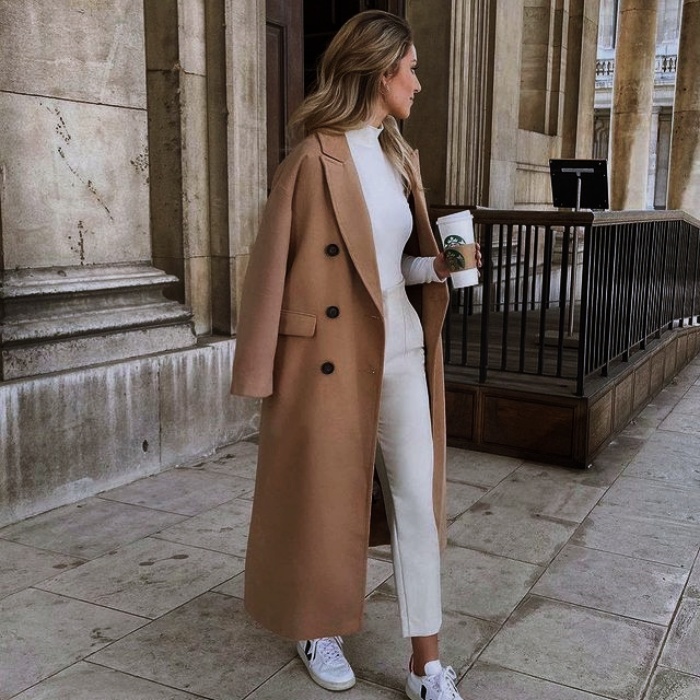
(0, 0, 196, 380)
(404, 0, 452, 204)
(608, 0, 659, 210)
(223, 0, 267, 333)
(443, 0, 497, 206)
(667, 0, 700, 218)
(647, 107, 660, 207)
(488, 2, 523, 208)
(562, 0, 601, 158)
(144, 0, 212, 335)
(654, 109, 672, 208)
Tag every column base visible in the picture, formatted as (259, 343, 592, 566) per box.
(1, 264, 197, 379)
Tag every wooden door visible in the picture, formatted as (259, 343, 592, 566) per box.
(304, 1, 406, 91)
(266, 0, 304, 188)
(266, 0, 406, 187)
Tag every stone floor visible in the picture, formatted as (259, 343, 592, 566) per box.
(3, 358, 700, 699)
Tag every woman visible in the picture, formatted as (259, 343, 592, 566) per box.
(231, 10, 471, 700)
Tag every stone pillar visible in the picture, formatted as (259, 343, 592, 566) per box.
(443, 0, 497, 207)
(0, 0, 196, 379)
(647, 107, 660, 207)
(608, 0, 659, 210)
(404, 0, 452, 204)
(562, 0, 601, 158)
(654, 109, 672, 208)
(224, 0, 267, 333)
(144, 0, 212, 335)
(667, 0, 700, 218)
(488, 2, 523, 208)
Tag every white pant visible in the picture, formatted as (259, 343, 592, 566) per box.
(375, 281, 442, 638)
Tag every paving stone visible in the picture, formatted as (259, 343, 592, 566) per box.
(246, 658, 404, 700)
(192, 440, 259, 480)
(573, 504, 700, 568)
(624, 431, 700, 488)
(11, 662, 205, 699)
(645, 667, 700, 700)
(601, 476, 700, 525)
(37, 537, 244, 619)
(365, 557, 395, 596)
(89, 592, 295, 700)
(684, 555, 700, 598)
(0, 588, 145, 699)
(445, 481, 488, 521)
(532, 544, 687, 624)
(585, 434, 645, 486)
(0, 498, 186, 559)
(459, 661, 607, 700)
(343, 592, 496, 691)
(380, 545, 541, 623)
(0, 539, 83, 600)
(448, 503, 578, 566)
(100, 467, 254, 516)
(213, 571, 244, 598)
(154, 498, 252, 558)
(481, 596, 665, 700)
(620, 408, 663, 440)
(482, 464, 606, 522)
(368, 543, 393, 562)
(657, 388, 700, 436)
(660, 597, 700, 677)
(445, 448, 522, 488)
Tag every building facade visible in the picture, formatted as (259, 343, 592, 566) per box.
(594, 0, 682, 209)
(2, 0, 698, 525)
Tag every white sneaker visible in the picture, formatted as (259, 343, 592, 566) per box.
(296, 636, 356, 691)
(406, 661, 463, 700)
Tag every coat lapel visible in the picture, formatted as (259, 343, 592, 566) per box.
(317, 132, 384, 315)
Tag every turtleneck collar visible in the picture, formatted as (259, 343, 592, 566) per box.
(346, 123, 383, 147)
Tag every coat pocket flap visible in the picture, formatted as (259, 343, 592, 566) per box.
(279, 310, 317, 337)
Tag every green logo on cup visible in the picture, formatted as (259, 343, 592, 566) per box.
(445, 248, 466, 272)
(444, 234, 466, 247)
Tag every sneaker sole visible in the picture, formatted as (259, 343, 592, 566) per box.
(405, 680, 421, 700)
(296, 645, 356, 692)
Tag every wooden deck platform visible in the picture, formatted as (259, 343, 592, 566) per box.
(442, 309, 700, 468)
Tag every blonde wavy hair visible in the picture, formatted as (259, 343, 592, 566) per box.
(290, 10, 417, 189)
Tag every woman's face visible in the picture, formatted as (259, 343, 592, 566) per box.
(382, 44, 421, 121)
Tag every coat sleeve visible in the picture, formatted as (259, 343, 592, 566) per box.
(230, 171, 295, 398)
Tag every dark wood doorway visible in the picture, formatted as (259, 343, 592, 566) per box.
(265, 0, 406, 186)
(265, 0, 303, 189)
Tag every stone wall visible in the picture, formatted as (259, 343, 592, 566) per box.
(0, 339, 259, 528)
(0, 0, 264, 526)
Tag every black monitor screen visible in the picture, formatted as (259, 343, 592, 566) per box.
(549, 159, 609, 210)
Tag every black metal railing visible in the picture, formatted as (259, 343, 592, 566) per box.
(439, 208, 700, 396)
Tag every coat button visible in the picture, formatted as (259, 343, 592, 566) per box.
(321, 362, 335, 374)
(325, 243, 340, 257)
(326, 306, 340, 318)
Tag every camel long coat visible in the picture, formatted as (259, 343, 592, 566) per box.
(231, 131, 450, 641)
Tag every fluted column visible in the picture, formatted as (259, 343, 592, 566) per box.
(445, 0, 496, 206)
(667, 0, 700, 218)
(609, 0, 659, 210)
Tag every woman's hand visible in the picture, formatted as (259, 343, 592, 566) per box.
(433, 252, 451, 280)
(474, 242, 483, 269)
(434, 242, 483, 281)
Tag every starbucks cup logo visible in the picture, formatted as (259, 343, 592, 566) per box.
(443, 235, 468, 272)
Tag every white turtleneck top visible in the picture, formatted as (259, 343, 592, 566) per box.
(345, 125, 441, 292)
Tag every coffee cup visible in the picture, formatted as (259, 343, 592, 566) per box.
(436, 210, 479, 288)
